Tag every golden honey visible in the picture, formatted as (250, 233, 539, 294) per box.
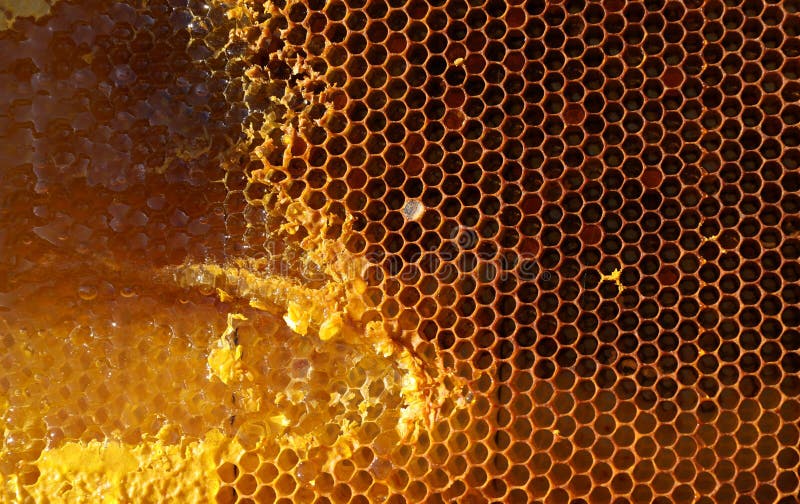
(2, 0, 800, 502)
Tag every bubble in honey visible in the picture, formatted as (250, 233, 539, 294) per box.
(77, 285, 98, 301)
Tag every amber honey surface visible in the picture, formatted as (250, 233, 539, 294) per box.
(2, 0, 800, 502)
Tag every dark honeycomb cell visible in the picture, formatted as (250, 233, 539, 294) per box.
(269, 0, 800, 500)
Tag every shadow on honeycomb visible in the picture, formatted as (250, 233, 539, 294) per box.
(1, 0, 799, 502)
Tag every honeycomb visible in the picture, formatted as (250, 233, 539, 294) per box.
(1, 0, 800, 502)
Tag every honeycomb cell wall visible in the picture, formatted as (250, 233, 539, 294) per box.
(1, 0, 799, 503)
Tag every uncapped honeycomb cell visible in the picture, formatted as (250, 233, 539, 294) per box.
(1, 0, 800, 502)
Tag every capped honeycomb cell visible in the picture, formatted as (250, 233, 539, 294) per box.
(1, 0, 800, 502)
